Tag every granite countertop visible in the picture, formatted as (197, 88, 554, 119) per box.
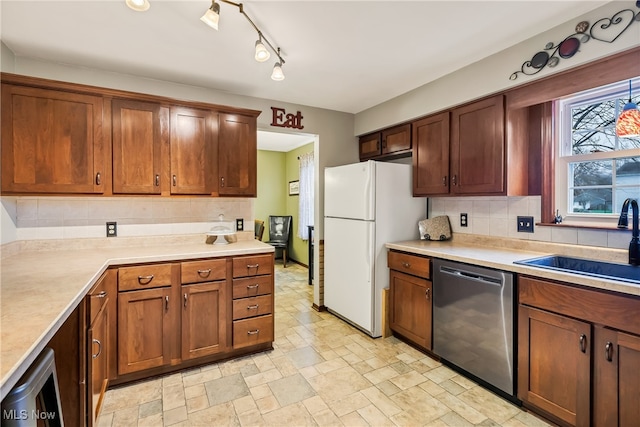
(0, 235, 274, 398)
(386, 236, 639, 297)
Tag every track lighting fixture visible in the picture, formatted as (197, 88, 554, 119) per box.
(125, 0, 286, 81)
(125, 0, 150, 12)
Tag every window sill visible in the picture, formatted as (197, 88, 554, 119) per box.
(536, 222, 630, 232)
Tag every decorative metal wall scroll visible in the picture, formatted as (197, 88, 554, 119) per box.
(510, 3, 640, 81)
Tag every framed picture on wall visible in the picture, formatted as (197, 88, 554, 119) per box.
(289, 180, 299, 196)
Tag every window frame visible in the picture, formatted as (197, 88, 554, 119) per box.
(555, 78, 640, 225)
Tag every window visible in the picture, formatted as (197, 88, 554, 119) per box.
(556, 78, 640, 221)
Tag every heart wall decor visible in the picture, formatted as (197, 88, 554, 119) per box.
(509, 3, 640, 81)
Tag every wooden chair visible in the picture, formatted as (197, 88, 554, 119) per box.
(266, 215, 292, 267)
(254, 219, 265, 241)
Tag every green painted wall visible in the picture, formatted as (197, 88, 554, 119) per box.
(256, 142, 314, 266)
(255, 150, 286, 241)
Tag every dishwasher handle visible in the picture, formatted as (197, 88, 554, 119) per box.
(439, 265, 503, 286)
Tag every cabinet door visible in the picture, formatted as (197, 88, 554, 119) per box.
(412, 112, 450, 196)
(518, 306, 591, 427)
(218, 113, 257, 196)
(381, 124, 411, 155)
(593, 327, 640, 427)
(118, 288, 173, 375)
(170, 106, 217, 195)
(1, 84, 104, 194)
(112, 99, 164, 194)
(88, 299, 108, 427)
(359, 132, 381, 160)
(181, 281, 227, 361)
(389, 270, 432, 350)
(450, 95, 505, 195)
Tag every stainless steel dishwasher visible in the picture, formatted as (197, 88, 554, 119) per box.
(433, 259, 515, 398)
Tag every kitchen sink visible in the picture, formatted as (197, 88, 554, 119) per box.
(514, 255, 640, 285)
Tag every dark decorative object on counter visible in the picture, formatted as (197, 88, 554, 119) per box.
(510, 4, 640, 80)
(553, 210, 563, 224)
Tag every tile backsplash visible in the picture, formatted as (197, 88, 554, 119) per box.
(1, 196, 253, 242)
(429, 196, 630, 250)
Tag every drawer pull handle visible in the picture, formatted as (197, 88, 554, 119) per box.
(172, 175, 177, 186)
(155, 174, 160, 187)
(92, 339, 102, 359)
(95, 291, 107, 298)
(605, 342, 613, 362)
(247, 304, 259, 310)
(247, 284, 260, 291)
(197, 269, 212, 277)
(425, 288, 430, 300)
(579, 334, 587, 353)
(402, 262, 411, 268)
(247, 329, 260, 335)
(138, 275, 154, 285)
(184, 293, 188, 307)
(443, 176, 447, 186)
(95, 172, 102, 186)
(246, 264, 260, 269)
(165, 295, 169, 311)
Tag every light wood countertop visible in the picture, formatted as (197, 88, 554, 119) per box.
(386, 237, 640, 297)
(0, 236, 274, 398)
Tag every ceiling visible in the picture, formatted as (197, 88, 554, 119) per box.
(0, 0, 612, 151)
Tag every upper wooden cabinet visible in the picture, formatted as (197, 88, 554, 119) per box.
(170, 107, 218, 195)
(0, 73, 260, 197)
(413, 112, 450, 196)
(218, 113, 257, 196)
(1, 83, 104, 194)
(112, 99, 165, 194)
(451, 95, 505, 195)
(359, 123, 411, 161)
(412, 95, 505, 196)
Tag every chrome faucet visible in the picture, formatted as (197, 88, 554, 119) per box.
(617, 198, 640, 266)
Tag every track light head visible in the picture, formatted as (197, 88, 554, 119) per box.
(200, 1, 220, 30)
(271, 62, 285, 81)
(255, 38, 270, 62)
(126, 0, 150, 12)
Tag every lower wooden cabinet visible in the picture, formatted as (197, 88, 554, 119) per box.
(181, 281, 227, 361)
(518, 305, 591, 426)
(387, 250, 432, 351)
(389, 270, 432, 350)
(518, 275, 640, 427)
(593, 327, 640, 427)
(118, 287, 174, 375)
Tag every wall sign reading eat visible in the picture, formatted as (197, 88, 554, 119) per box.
(271, 107, 304, 129)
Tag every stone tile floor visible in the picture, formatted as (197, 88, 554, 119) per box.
(97, 263, 551, 426)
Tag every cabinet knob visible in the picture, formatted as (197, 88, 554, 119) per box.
(579, 334, 587, 353)
(95, 172, 102, 186)
(605, 341, 613, 362)
(155, 174, 160, 187)
(402, 262, 411, 268)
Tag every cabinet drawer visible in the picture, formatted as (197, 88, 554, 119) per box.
(232, 275, 273, 299)
(233, 315, 274, 349)
(232, 295, 273, 320)
(118, 264, 173, 291)
(181, 259, 226, 284)
(232, 254, 274, 278)
(388, 251, 431, 279)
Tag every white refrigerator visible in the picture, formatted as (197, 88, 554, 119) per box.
(324, 160, 426, 337)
